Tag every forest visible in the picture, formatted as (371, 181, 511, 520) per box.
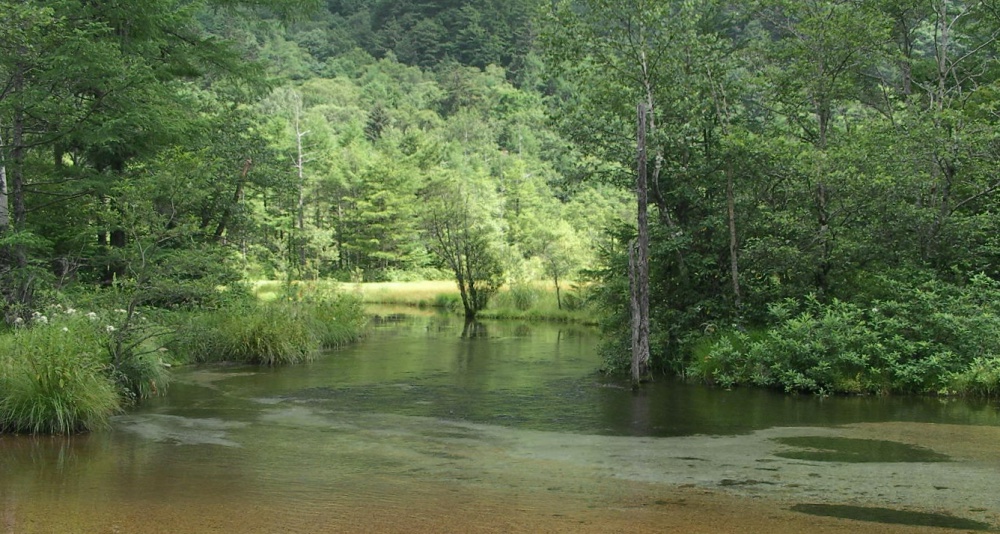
(3, 0, 1000, 433)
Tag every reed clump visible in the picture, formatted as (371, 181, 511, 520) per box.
(169, 291, 366, 365)
(0, 322, 121, 435)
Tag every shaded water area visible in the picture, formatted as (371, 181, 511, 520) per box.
(2, 309, 1000, 533)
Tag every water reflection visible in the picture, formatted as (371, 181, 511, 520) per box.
(461, 320, 489, 338)
(164, 311, 1000, 438)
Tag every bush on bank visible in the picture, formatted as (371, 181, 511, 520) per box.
(690, 274, 1000, 395)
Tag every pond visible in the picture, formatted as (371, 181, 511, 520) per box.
(2, 310, 999, 533)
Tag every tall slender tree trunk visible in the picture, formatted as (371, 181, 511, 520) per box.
(725, 161, 741, 308)
(554, 272, 562, 310)
(1, 62, 35, 314)
(0, 127, 9, 232)
(11, 63, 28, 270)
(631, 103, 651, 386)
(292, 100, 308, 275)
(707, 62, 742, 311)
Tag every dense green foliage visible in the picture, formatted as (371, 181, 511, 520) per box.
(542, 0, 1000, 395)
(1, 0, 615, 316)
(293, 0, 537, 70)
(693, 275, 1000, 394)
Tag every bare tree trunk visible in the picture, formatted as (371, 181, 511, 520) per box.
(631, 103, 651, 386)
(0, 127, 8, 232)
(554, 272, 562, 310)
(295, 117, 307, 273)
(11, 67, 27, 270)
(726, 161, 741, 308)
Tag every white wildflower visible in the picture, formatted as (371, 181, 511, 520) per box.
(115, 309, 127, 314)
(65, 308, 77, 315)
(13, 317, 24, 325)
(37, 315, 48, 325)
(32, 311, 41, 319)
(62, 327, 69, 333)
(106, 325, 117, 333)
(87, 312, 98, 320)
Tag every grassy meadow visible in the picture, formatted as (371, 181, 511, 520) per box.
(254, 279, 598, 324)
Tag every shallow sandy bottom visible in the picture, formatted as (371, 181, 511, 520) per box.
(4, 420, 998, 533)
(1, 481, 987, 533)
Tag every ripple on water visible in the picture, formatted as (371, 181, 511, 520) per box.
(114, 414, 247, 447)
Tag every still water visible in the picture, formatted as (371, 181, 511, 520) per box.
(2, 311, 999, 533)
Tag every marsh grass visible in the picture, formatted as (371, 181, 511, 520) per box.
(110, 348, 171, 403)
(170, 304, 313, 365)
(303, 296, 367, 349)
(480, 283, 597, 324)
(0, 326, 121, 434)
(169, 291, 366, 365)
(347, 280, 460, 306)
(0, 286, 364, 434)
(269, 279, 600, 323)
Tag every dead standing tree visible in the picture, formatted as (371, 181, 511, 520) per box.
(630, 103, 651, 386)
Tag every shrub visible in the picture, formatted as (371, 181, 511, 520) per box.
(291, 287, 366, 349)
(950, 358, 1000, 397)
(505, 283, 541, 311)
(691, 275, 1000, 395)
(108, 348, 172, 403)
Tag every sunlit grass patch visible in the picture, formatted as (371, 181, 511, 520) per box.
(346, 280, 459, 306)
(252, 279, 597, 323)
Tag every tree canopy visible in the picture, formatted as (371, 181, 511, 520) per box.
(4, 0, 1000, 395)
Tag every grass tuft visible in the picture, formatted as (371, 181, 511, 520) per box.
(0, 326, 121, 434)
(168, 289, 367, 365)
